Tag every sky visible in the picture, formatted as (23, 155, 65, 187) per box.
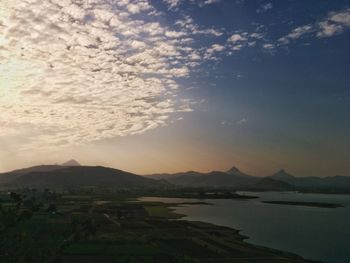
(0, 0, 349, 177)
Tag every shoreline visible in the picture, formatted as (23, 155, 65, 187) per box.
(139, 198, 323, 263)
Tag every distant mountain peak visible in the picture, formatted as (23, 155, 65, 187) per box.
(225, 166, 255, 179)
(271, 169, 295, 179)
(62, 159, 81, 167)
(226, 166, 241, 174)
(276, 169, 289, 175)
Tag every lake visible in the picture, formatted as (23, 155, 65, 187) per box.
(140, 192, 350, 263)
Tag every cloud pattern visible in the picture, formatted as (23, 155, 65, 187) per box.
(279, 9, 350, 44)
(0, 0, 208, 150)
(0, 1, 349, 151)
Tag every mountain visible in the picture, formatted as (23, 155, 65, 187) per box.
(149, 166, 350, 190)
(226, 166, 251, 177)
(0, 165, 64, 185)
(254, 178, 294, 191)
(193, 171, 258, 187)
(270, 169, 296, 182)
(269, 170, 350, 189)
(147, 171, 202, 181)
(154, 171, 204, 185)
(62, 159, 81, 166)
(1, 163, 349, 191)
(163, 167, 259, 188)
(0, 165, 166, 189)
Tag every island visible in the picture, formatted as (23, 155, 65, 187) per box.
(262, 200, 345, 208)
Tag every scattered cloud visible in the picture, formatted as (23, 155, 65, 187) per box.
(164, 0, 182, 9)
(278, 25, 313, 44)
(175, 15, 223, 36)
(164, 0, 220, 9)
(226, 31, 268, 52)
(221, 118, 248, 126)
(205, 44, 226, 59)
(227, 33, 248, 51)
(279, 9, 350, 44)
(236, 118, 248, 125)
(256, 2, 273, 13)
(262, 43, 275, 51)
(2, 0, 346, 152)
(1, 0, 223, 150)
(199, 0, 221, 7)
(250, 32, 265, 39)
(228, 34, 246, 43)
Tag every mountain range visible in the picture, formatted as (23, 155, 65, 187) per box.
(148, 166, 350, 191)
(0, 161, 349, 191)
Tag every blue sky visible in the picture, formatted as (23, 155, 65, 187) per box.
(0, 0, 349, 176)
(143, 0, 350, 176)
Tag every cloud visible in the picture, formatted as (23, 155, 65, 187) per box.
(175, 15, 223, 36)
(227, 32, 267, 52)
(164, 0, 182, 9)
(236, 118, 248, 125)
(205, 44, 226, 59)
(316, 8, 350, 38)
(250, 32, 264, 39)
(256, 2, 273, 13)
(164, 0, 220, 9)
(199, 0, 220, 7)
(227, 33, 248, 51)
(329, 9, 350, 24)
(228, 34, 246, 43)
(278, 25, 313, 44)
(317, 21, 343, 38)
(262, 43, 275, 50)
(221, 118, 248, 126)
(1, 0, 216, 151)
(279, 9, 350, 44)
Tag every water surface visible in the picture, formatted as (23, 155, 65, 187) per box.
(140, 192, 350, 263)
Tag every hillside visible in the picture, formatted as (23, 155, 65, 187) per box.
(159, 167, 259, 188)
(253, 178, 294, 191)
(0, 165, 166, 189)
(269, 170, 350, 189)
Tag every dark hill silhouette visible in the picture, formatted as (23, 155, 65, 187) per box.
(0, 166, 166, 189)
(270, 169, 296, 181)
(147, 171, 202, 181)
(163, 167, 259, 187)
(254, 178, 294, 191)
(1, 163, 349, 191)
(0, 165, 64, 185)
(148, 166, 350, 190)
(269, 170, 350, 189)
(226, 166, 253, 177)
